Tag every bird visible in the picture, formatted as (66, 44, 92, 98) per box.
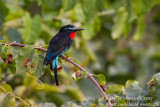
(43, 24, 84, 86)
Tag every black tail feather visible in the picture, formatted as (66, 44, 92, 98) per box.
(54, 67, 59, 86)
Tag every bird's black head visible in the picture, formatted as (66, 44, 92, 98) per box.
(59, 24, 84, 33)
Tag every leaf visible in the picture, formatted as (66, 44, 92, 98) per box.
(36, 84, 61, 93)
(125, 84, 141, 98)
(96, 0, 104, 11)
(17, 45, 34, 72)
(22, 13, 41, 44)
(97, 74, 106, 86)
(2, 94, 15, 107)
(39, 30, 51, 44)
(105, 84, 124, 95)
(154, 0, 160, 4)
(5, 6, 24, 21)
(20, 45, 34, 58)
(2, 94, 13, 107)
(115, 96, 127, 107)
(0, 82, 13, 92)
(81, 21, 95, 40)
(73, 58, 80, 71)
(0, 0, 9, 30)
(125, 0, 137, 22)
(0, 46, 12, 60)
(5, 28, 22, 43)
(66, 87, 84, 101)
(81, 70, 86, 77)
(35, 54, 45, 78)
(80, 0, 97, 21)
(62, 0, 78, 11)
(125, 80, 139, 88)
(133, 15, 145, 40)
(132, 0, 153, 16)
(41, 0, 62, 20)
(7, 58, 16, 74)
(89, 104, 96, 107)
(111, 7, 128, 39)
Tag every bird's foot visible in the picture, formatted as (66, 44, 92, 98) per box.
(57, 67, 64, 72)
(49, 63, 54, 70)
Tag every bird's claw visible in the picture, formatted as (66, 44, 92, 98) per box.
(57, 67, 64, 72)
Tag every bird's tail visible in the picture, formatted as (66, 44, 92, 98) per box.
(52, 57, 59, 86)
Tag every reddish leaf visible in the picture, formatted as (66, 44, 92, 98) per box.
(75, 70, 81, 77)
(23, 58, 30, 67)
(8, 54, 13, 64)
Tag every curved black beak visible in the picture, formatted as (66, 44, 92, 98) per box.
(74, 28, 84, 31)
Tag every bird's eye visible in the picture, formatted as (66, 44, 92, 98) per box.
(64, 27, 69, 30)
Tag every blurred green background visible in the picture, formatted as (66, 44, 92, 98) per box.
(0, 0, 160, 107)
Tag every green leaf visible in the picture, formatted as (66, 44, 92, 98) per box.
(125, 80, 139, 88)
(5, 6, 24, 21)
(5, 28, 22, 43)
(81, 0, 97, 21)
(17, 45, 34, 72)
(154, 0, 160, 4)
(133, 15, 145, 40)
(66, 87, 84, 101)
(0, 82, 13, 92)
(35, 84, 61, 93)
(20, 45, 34, 57)
(62, 0, 78, 11)
(105, 84, 124, 94)
(81, 22, 96, 40)
(2, 94, 13, 107)
(0, 0, 9, 30)
(96, 0, 104, 11)
(22, 13, 41, 44)
(81, 70, 86, 77)
(125, 84, 141, 98)
(115, 96, 127, 107)
(132, 0, 153, 16)
(111, 7, 128, 39)
(125, 0, 137, 22)
(97, 74, 106, 86)
(2, 94, 15, 107)
(7, 59, 16, 74)
(39, 30, 51, 44)
(73, 58, 80, 71)
(0, 46, 13, 60)
(35, 54, 45, 78)
(73, 3, 85, 22)
(41, 0, 62, 20)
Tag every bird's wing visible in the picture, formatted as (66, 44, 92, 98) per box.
(43, 33, 72, 65)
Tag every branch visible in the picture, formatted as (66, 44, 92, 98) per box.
(2, 42, 113, 107)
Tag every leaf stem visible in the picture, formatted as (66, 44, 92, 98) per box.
(2, 42, 113, 107)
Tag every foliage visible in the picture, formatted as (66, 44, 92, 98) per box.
(0, 0, 160, 106)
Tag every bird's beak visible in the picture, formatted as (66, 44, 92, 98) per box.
(74, 28, 84, 31)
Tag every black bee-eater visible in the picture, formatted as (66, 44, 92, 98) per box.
(43, 24, 84, 86)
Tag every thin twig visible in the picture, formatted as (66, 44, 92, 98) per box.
(1, 42, 113, 107)
(0, 86, 30, 106)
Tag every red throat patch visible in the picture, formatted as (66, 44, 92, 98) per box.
(69, 32, 76, 39)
